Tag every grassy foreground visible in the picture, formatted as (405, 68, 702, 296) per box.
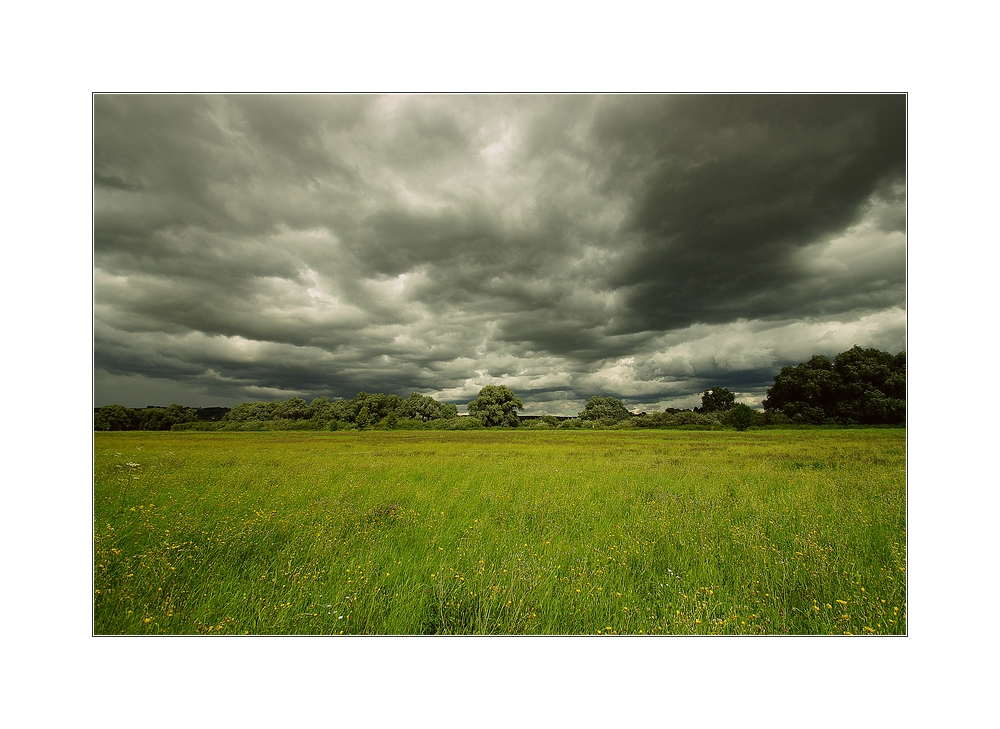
(94, 429, 906, 635)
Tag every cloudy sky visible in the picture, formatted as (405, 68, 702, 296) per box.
(94, 94, 905, 414)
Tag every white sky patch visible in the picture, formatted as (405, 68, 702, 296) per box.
(427, 359, 577, 412)
(298, 226, 337, 240)
(249, 273, 373, 331)
(583, 356, 655, 397)
(795, 193, 906, 281)
(797, 228, 906, 280)
(93, 267, 131, 289)
(478, 119, 517, 166)
(474, 321, 500, 356)
(427, 378, 489, 407)
(373, 94, 408, 116)
(366, 272, 412, 301)
(641, 311, 905, 379)
(301, 267, 340, 305)
(710, 331, 779, 371)
(480, 140, 505, 161)
(394, 178, 448, 210)
(202, 334, 279, 362)
(646, 343, 699, 378)
(240, 383, 309, 400)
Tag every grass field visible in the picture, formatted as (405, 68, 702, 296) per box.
(94, 429, 906, 635)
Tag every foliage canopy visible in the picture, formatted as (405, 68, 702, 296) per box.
(728, 403, 755, 431)
(467, 385, 523, 427)
(698, 386, 735, 413)
(762, 346, 905, 425)
(94, 403, 198, 431)
(578, 396, 632, 423)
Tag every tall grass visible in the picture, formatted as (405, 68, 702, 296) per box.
(94, 429, 905, 635)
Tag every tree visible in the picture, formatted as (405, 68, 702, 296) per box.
(399, 392, 457, 421)
(94, 404, 135, 431)
(578, 396, 631, 423)
(329, 398, 355, 423)
(831, 346, 905, 425)
(728, 403, 755, 431)
(698, 386, 735, 413)
(224, 401, 278, 422)
(136, 407, 167, 431)
(307, 397, 333, 421)
(273, 397, 310, 420)
(163, 403, 197, 428)
(762, 346, 905, 425)
(761, 355, 840, 423)
(467, 385, 523, 427)
(355, 403, 374, 429)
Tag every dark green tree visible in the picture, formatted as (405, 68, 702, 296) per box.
(763, 346, 905, 425)
(164, 403, 197, 427)
(467, 385, 523, 427)
(398, 392, 458, 421)
(831, 346, 905, 425)
(761, 355, 840, 423)
(728, 403, 755, 431)
(329, 398, 356, 423)
(136, 407, 166, 431)
(273, 397, 310, 420)
(307, 397, 333, 421)
(578, 396, 631, 423)
(355, 403, 374, 429)
(224, 401, 279, 422)
(698, 386, 735, 413)
(94, 404, 135, 431)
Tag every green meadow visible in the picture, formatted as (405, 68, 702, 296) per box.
(93, 429, 906, 635)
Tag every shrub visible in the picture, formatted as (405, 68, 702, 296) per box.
(171, 421, 223, 431)
(522, 418, 555, 429)
(754, 410, 791, 426)
(430, 416, 484, 430)
(728, 403, 755, 431)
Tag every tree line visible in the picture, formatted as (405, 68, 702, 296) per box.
(94, 346, 904, 432)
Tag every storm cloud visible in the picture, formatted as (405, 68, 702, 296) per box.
(94, 94, 906, 413)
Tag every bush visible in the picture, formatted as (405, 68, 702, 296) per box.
(728, 403, 755, 431)
(670, 411, 721, 426)
(754, 410, 791, 426)
(171, 421, 223, 431)
(522, 417, 558, 429)
(428, 416, 484, 430)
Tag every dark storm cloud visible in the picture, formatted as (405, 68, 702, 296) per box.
(94, 94, 906, 412)
(591, 95, 906, 332)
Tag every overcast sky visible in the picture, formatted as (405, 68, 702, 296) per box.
(94, 94, 905, 414)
